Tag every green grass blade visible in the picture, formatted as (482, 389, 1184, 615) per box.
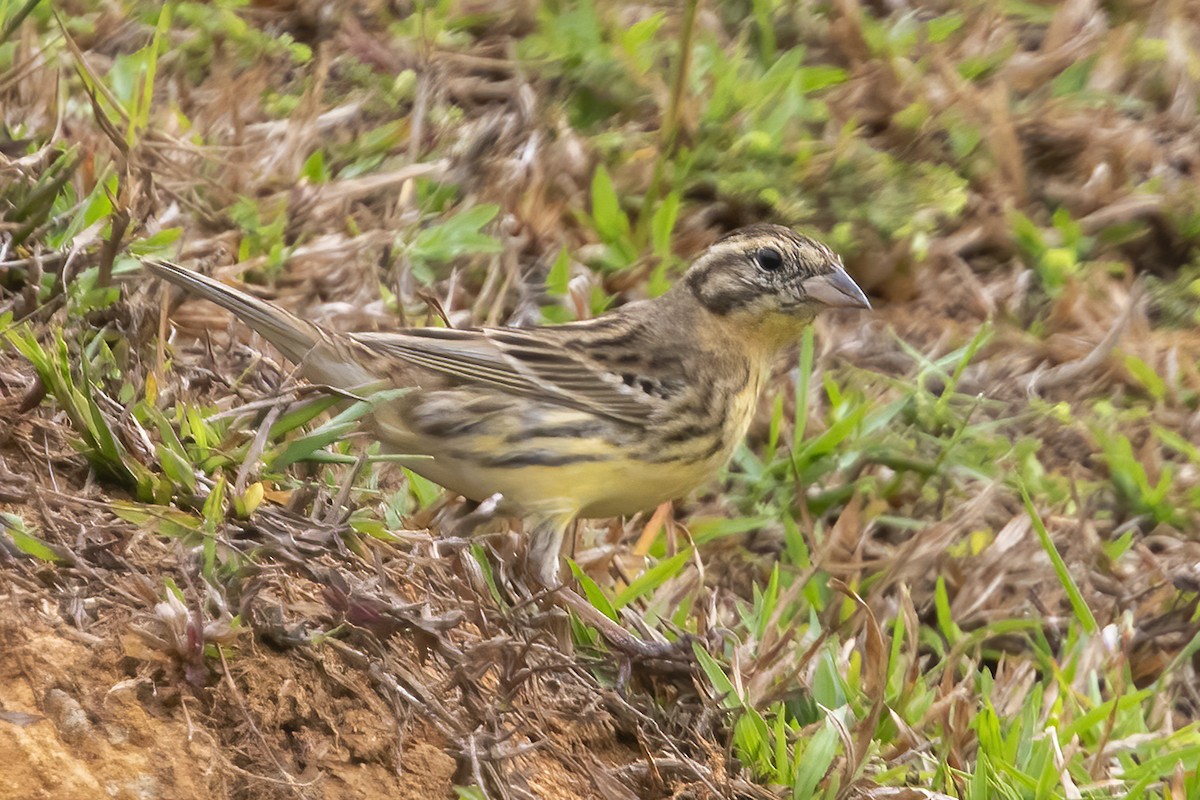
(1020, 484, 1099, 635)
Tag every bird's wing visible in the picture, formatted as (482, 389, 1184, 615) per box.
(351, 326, 658, 427)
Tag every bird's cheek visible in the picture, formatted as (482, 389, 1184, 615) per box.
(756, 310, 814, 350)
(789, 305, 818, 324)
(780, 291, 812, 315)
(781, 297, 819, 322)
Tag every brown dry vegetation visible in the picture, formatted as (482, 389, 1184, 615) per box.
(2, 0, 1200, 798)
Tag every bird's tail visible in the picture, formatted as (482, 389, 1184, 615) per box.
(144, 258, 375, 389)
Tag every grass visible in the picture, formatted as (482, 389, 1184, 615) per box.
(2, 0, 1199, 798)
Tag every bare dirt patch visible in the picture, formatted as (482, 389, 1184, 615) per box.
(0, 580, 634, 800)
(0, 618, 214, 800)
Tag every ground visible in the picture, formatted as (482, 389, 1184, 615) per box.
(2, 1, 1200, 798)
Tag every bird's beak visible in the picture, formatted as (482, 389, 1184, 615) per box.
(802, 269, 871, 310)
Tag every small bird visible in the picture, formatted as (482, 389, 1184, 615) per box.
(145, 224, 869, 587)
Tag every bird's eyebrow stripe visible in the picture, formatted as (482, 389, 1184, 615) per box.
(708, 229, 839, 266)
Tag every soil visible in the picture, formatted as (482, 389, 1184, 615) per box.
(0, 589, 633, 800)
(0, 386, 663, 800)
(0, 614, 463, 799)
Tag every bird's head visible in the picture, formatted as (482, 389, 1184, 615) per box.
(680, 224, 870, 346)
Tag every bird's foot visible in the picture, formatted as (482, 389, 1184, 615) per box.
(447, 492, 506, 538)
(540, 582, 686, 662)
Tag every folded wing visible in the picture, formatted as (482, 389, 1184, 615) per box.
(352, 327, 656, 427)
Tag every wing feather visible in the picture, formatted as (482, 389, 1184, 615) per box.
(351, 327, 656, 426)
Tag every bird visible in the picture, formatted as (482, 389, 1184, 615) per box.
(144, 224, 869, 588)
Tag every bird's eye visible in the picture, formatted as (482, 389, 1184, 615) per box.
(756, 247, 783, 272)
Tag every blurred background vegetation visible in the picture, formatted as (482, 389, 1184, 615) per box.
(1, 0, 1199, 798)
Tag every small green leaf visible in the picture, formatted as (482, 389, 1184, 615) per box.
(1124, 354, 1166, 402)
(266, 394, 342, 439)
(1051, 54, 1096, 96)
(796, 65, 848, 92)
(1021, 484, 1098, 635)
(269, 389, 405, 470)
(613, 549, 692, 609)
(404, 468, 442, 509)
(469, 543, 505, 608)
(650, 192, 679, 259)
(157, 443, 197, 492)
(927, 12, 964, 42)
(407, 204, 502, 267)
(693, 643, 740, 708)
(792, 713, 840, 799)
(1009, 210, 1045, 258)
(546, 246, 571, 296)
(589, 164, 631, 245)
(300, 149, 329, 183)
(568, 561, 619, 621)
(934, 575, 963, 644)
(203, 474, 226, 534)
(2, 514, 64, 563)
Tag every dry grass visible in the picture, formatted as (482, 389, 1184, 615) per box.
(2, 0, 1200, 797)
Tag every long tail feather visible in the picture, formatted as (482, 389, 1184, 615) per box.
(144, 258, 374, 388)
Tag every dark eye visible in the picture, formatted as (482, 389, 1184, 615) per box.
(755, 247, 783, 272)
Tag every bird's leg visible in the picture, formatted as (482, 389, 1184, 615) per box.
(447, 492, 505, 538)
(552, 587, 678, 660)
(430, 494, 509, 569)
(526, 513, 573, 587)
(525, 513, 678, 660)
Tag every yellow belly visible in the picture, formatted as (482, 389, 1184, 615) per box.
(396, 449, 723, 518)
(372, 377, 762, 520)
